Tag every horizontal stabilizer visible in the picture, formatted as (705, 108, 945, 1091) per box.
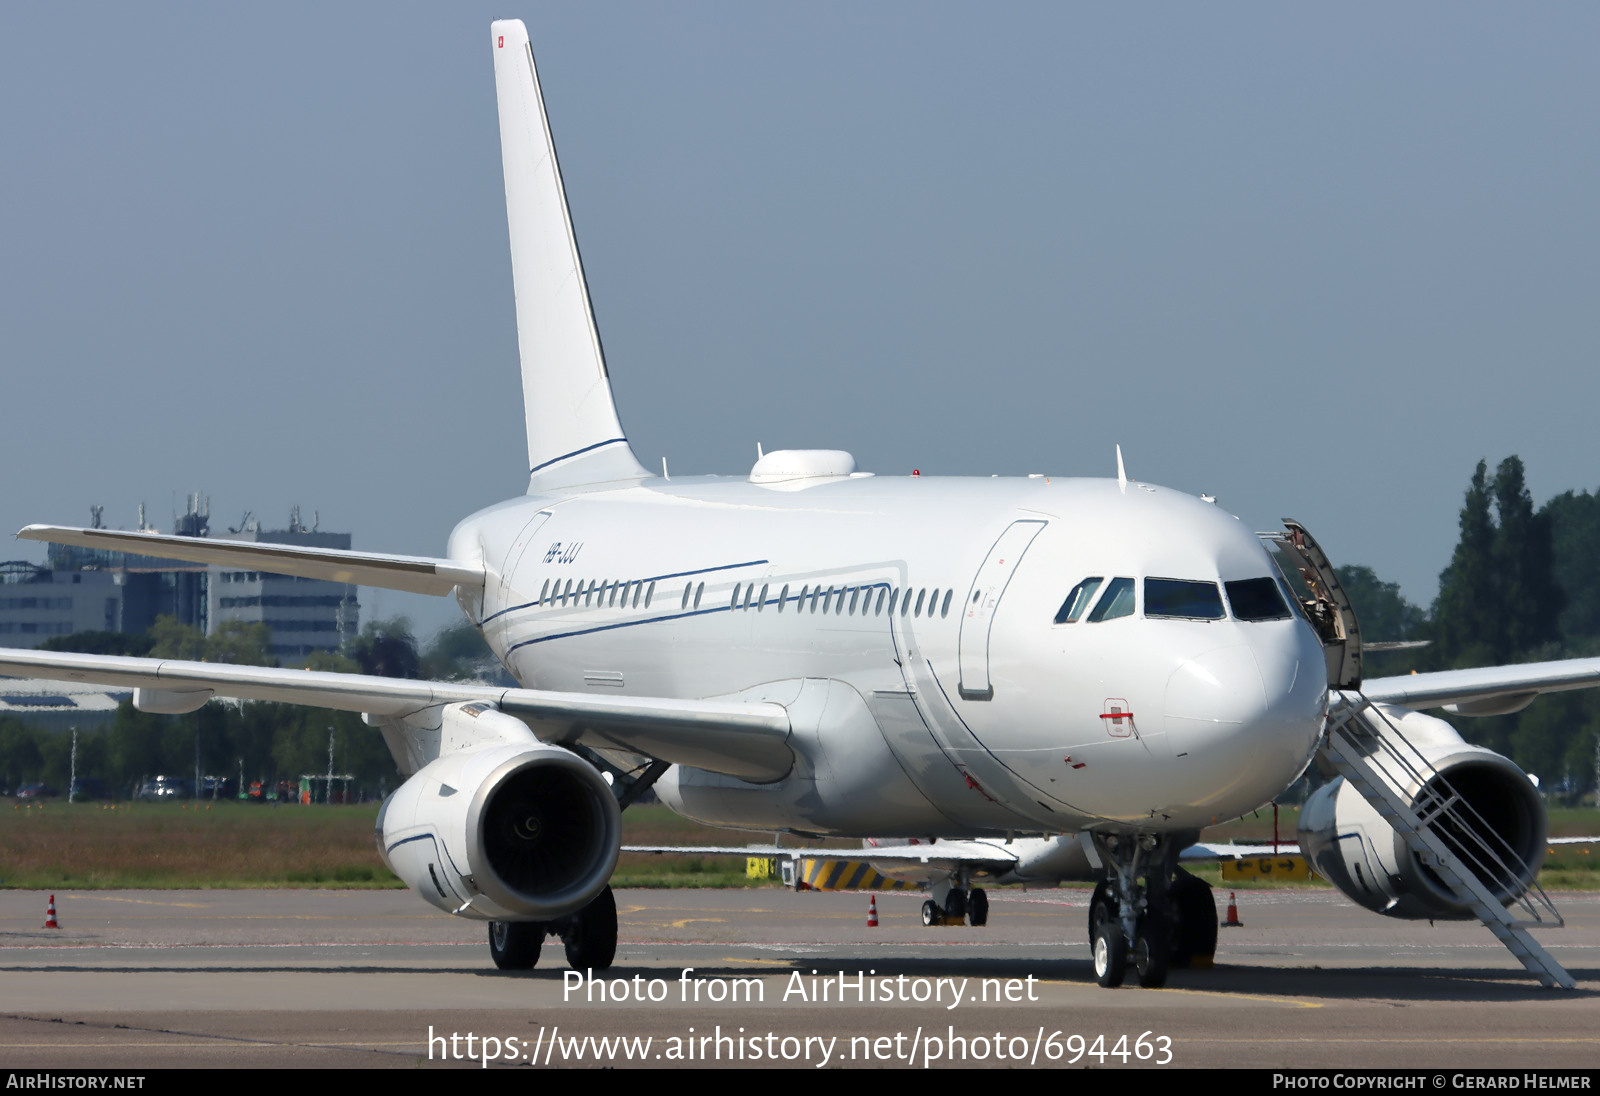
(17, 525, 482, 598)
(0, 648, 793, 783)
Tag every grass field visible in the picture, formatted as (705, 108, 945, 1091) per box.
(3, 798, 1597, 890)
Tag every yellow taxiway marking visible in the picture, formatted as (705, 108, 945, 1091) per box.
(0, 1040, 425, 1049)
(666, 918, 728, 929)
(1182, 1036, 1600, 1046)
(58, 895, 211, 909)
(1127, 986, 1323, 1008)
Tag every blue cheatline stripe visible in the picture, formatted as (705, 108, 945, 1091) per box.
(499, 577, 902, 652)
(528, 437, 629, 475)
(506, 604, 732, 652)
(479, 558, 769, 625)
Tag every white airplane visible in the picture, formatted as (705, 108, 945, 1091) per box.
(5, 19, 1599, 989)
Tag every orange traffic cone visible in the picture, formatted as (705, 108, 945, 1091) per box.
(867, 895, 879, 927)
(1221, 891, 1242, 928)
(44, 895, 60, 930)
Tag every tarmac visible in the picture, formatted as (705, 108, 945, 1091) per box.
(1, 886, 1597, 1069)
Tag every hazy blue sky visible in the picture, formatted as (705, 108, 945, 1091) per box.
(3, 4, 1597, 641)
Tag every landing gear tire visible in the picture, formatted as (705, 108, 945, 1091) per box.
(1132, 919, 1170, 989)
(488, 920, 542, 970)
(943, 889, 967, 923)
(1088, 880, 1117, 938)
(562, 885, 617, 971)
(968, 888, 989, 927)
(921, 899, 942, 926)
(1093, 921, 1127, 988)
(1169, 871, 1217, 969)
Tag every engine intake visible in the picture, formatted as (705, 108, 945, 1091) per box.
(377, 738, 620, 922)
(1299, 705, 1546, 920)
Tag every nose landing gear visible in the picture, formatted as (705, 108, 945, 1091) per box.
(1088, 836, 1215, 988)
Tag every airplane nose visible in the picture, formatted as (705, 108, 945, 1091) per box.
(1164, 645, 1265, 755)
(1164, 636, 1324, 809)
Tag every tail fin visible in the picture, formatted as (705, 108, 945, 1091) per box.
(491, 20, 648, 491)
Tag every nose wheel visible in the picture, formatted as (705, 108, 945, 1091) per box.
(1087, 835, 1201, 988)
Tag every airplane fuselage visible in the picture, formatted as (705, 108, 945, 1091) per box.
(450, 470, 1328, 840)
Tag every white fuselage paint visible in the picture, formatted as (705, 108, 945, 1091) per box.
(449, 472, 1328, 840)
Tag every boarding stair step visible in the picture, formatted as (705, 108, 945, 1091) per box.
(1322, 700, 1574, 990)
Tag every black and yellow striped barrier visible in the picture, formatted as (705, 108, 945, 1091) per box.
(797, 857, 920, 891)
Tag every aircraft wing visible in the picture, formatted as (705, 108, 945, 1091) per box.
(0, 649, 792, 782)
(1361, 657, 1600, 713)
(627, 839, 1021, 874)
(17, 525, 482, 597)
(1181, 841, 1300, 859)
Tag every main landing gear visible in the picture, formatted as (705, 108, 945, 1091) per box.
(920, 880, 989, 927)
(488, 884, 618, 972)
(1088, 837, 1217, 988)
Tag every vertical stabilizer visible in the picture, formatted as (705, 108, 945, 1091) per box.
(491, 20, 648, 491)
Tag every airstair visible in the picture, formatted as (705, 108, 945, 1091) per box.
(1322, 696, 1573, 989)
(1261, 519, 1573, 990)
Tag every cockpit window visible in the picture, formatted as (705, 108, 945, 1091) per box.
(1144, 578, 1225, 620)
(1053, 577, 1104, 624)
(1225, 577, 1292, 621)
(1086, 577, 1136, 622)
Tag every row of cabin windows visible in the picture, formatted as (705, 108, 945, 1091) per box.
(1053, 575, 1293, 625)
(534, 575, 956, 622)
(726, 582, 954, 620)
(538, 577, 656, 610)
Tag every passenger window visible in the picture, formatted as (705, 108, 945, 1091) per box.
(1086, 577, 1135, 622)
(682, 583, 691, 610)
(1224, 577, 1292, 621)
(875, 587, 885, 615)
(758, 583, 769, 611)
(1054, 577, 1104, 624)
(914, 589, 926, 617)
(633, 582, 643, 609)
(941, 590, 952, 618)
(1145, 578, 1224, 620)
(540, 579, 550, 605)
(694, 582, 704, 609)
(609, 582, 619, 608)
(848, 588, 860, 615)
(743, 584, 755, 610)
(731, 583, 741, 609)
(777, 584, 789, 612)
(645, 581, 655, 608)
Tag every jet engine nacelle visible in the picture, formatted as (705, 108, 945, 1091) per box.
(1298, 705, 1546, 920)
(376, 740, 621, 923)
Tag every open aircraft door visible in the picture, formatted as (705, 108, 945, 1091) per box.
(958, 519, 1046, 700)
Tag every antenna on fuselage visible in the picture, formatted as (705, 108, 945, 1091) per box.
(1115, 444, 1128, 493)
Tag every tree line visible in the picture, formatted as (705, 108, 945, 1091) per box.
(1342, 456, 1600, 799)
(0, 619, 503, 800)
